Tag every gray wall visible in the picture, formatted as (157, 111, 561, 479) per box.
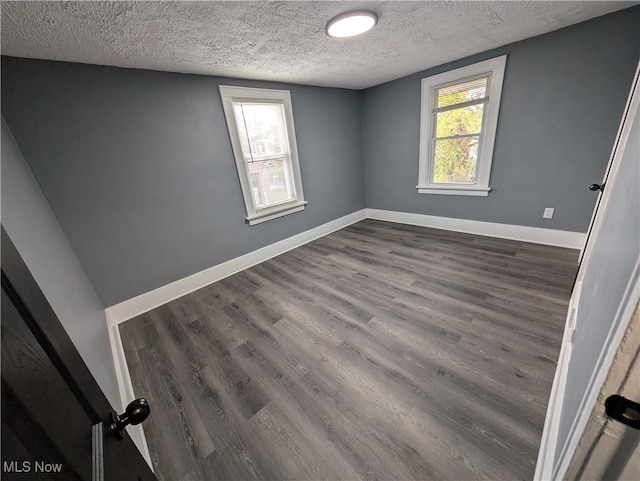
(1, 118, 120, 408)
(1, 59, 365, 306)
(361, 7, 640, 232)
(555, 92, 640, 468)
(2, 7, 638, 310)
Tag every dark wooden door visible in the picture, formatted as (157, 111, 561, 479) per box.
(1, 228, 156, 481)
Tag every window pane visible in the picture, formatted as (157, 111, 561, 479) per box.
(432, 136, 479, 184)
(435, 103, 485, 138)
(246, 157, 294, 208)
(436, 76, 488, 108)
(232, 102, 288, 162)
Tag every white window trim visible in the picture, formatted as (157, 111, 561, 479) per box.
(417, 55, 507, 196)
(219, 85, 307, 225)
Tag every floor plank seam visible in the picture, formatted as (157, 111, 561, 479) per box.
(120, 220, 578, 481)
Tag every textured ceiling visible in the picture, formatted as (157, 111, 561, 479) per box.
(0, 1, 634, 89)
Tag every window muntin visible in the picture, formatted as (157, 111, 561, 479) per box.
(418, 56, 507, 196)
(431, 75, 489, 185)
(232, 101, 295, 208)
(219, 86, 306, 225)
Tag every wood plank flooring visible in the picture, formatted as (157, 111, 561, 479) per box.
(120, 220, 578, 481)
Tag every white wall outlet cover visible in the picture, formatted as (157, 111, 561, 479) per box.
(544, 207, 555, 219)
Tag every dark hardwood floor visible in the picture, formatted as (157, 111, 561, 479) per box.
(120, 219, 578, 481)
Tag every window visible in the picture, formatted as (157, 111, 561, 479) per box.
(219, 86, 306, 225)
(417, 55, 507, 196)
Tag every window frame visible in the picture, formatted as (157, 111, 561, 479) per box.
(219, 85, 307, 225)
(417, 55, 507, 196)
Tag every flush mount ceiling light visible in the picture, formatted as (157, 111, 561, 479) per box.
(326, 10, 378, 38)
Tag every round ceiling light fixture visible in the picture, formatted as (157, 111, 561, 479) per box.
(326, 10, 378, 38)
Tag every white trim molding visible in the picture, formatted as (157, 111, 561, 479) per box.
(555, 260, 640, 479)
(418, 55, 507, 196)
(366, 209, 586, 249)
(219, 85, 307, 225)
(106, 310, 154, 470)
(105, 206, 586, 470)
(539, 259, 639, 481)
(107, 207, 584, 326)
(106, 209, 367, 324)
(416, 186, 491, 196)
(534, 60, 640, 481)
(534, 281, 582, 481)
(246, 201, 307, 225)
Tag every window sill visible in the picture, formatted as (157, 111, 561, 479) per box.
(416, 185, 491, 196)
(246, 201, 307, 225)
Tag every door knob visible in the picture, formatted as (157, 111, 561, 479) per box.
(110, 398, 150, 440)
(589, 183, 605, 192)
(605, 395, 640, 429)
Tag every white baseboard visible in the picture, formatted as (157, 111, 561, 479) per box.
(104, 206, 584, 465)
(105, 209, 367, 325)
(104, 208, 367, 467)
(107, 207, 585, 325)
(366, 208, 586, 249)
(106, 310, 154, 470)
(103, 206, 586, 473)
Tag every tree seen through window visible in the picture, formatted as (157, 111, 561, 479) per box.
(432, 77, 488, 184)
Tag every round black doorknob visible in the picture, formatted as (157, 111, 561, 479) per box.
(589, 183, 605, 192)
(110, 398, 150, 440)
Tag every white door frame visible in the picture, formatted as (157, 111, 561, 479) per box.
(534, 62, 640, 481)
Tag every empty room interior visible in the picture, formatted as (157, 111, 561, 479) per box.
(2, 1, 640, 480)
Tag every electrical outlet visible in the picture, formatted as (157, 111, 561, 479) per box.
(543, 207, 555, 219)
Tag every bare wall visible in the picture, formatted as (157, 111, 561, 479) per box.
(2, 7, 638, 311)
(1, 118, 120, 408)
(361, 7, 640, 232)
(1, 60, 365, 307)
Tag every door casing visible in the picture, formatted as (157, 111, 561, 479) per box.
(534, 62, 640, 481)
